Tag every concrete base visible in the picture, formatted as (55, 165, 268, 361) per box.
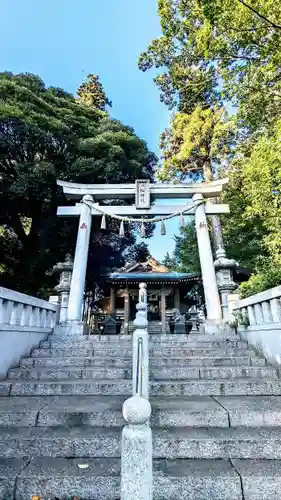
(204, 320, 234, 336)
(53, 320, 89, 336)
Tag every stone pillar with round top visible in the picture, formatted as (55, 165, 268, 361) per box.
(121, 395, 152, 500)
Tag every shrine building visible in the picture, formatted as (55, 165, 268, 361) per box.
(102, 257, 201, 333)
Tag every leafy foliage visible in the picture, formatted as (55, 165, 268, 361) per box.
(139, 0, 281, 131)
(238, 265, 281, 298)
(0, 72, 156, 296)
(157, 106, 234, 182)
(162, 223, 200, 273)
(77, 73, 112, 110)
(140, 0, 281, 297)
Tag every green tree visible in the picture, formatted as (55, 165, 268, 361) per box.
(173, 223, 201, 273)
(0, 72, 156, 296)
(157, 106, 234, 182)
(162, 224, 200, 274)
(77, 73, 112, 111)
(139, 0, 281, 131)
(162, 251, 177, 270)
(140, 0, 281, 297)
(222, 120, 281, 295)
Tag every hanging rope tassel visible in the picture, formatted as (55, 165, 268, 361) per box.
(101, 214, 106, 230)
(179, 212, 185, 229)
(141, 220, 146, 238)
(119, 220, 125, 237)
(161, 221, 166, 235)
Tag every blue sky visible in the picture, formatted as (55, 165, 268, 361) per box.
(0, 0, 178, 260)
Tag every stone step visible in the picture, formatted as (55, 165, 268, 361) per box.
(0, 395, 124, 427)
(8, 365, 277, 381)
(152, 366, 276, 380)
(2, 457, 280, 500)
(2, 378, 281, 396)
(2, 395, 281, 428)
(8, 367, 131, 381)
(20, 355, 266, 369)
(30, 346, 256, 357)
(41, 333, 244, 346)
(5, 457, 273, 500)
(41, 340, 248, 350)
(1, 426, 281, 460)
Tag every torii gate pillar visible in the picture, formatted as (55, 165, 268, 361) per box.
(55, 195, 93, 336)
(193, 194, 222, 328)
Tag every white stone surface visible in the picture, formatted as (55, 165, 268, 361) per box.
(261, 301, 272, 323)
(193, 194, 222, 321)
(121, 396, 152, 500)
(58, 202, 230, 217)
(247, 305, 256, 326)
(0, 287, 58, 311)
(67, 195, 93, 323)
(0, 287, 58, 379)
(270, 298, 281, 323)
(0, 328, 47, 379)
(123, 395, 151, 424)
(57, 177, 228, 200)
(238, 325, 281, 366)
(53, 320, 89, 336)
(0, 289, 58, 329)
(234, 286, 281, 366)
(235, 285, 281, 309)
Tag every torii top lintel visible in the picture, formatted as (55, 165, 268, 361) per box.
(57, 178, 228, 203)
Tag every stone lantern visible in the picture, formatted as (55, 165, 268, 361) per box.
(53, 254, 74, 323)
(214, 246, 238, 321)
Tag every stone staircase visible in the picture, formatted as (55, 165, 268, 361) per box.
(1, 331, 281, 499)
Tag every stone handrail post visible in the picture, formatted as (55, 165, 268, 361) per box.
(132, 292, 149, 399)
(121, 282, 152, 500)
(121, 396, 152, 500)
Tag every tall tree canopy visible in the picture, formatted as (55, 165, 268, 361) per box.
(139, 0, 281, 131)
(77, 74, 112, 111)
(0, 72, 156, 296)
(139, 0, 281, 295)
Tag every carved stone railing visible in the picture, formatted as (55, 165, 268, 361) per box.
(0, 287, 59, 378)
(121, 282, 152, 500)
(0, 287, 58, 330)
(233, 285, 281, 365)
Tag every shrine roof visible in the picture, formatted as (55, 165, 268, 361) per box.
(107, 256, 200, 284)
(108, 272, 200, 284)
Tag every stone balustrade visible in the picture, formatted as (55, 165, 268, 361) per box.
(0, 287, 58, 329)
(233, 285, 281, 365)
(0, 287, 59, 378)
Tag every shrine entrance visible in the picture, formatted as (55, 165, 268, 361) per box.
(56, 178, 231, 335)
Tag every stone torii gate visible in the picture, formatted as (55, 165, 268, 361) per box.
(56, 178, 230, 335)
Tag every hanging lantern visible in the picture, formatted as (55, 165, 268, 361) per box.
(101, 214, 106, 230)
(161, 221, 166, 235)
(141, 220, 146, 238)
(119, 220, 125, 237)
(179, 212, 185, 228)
